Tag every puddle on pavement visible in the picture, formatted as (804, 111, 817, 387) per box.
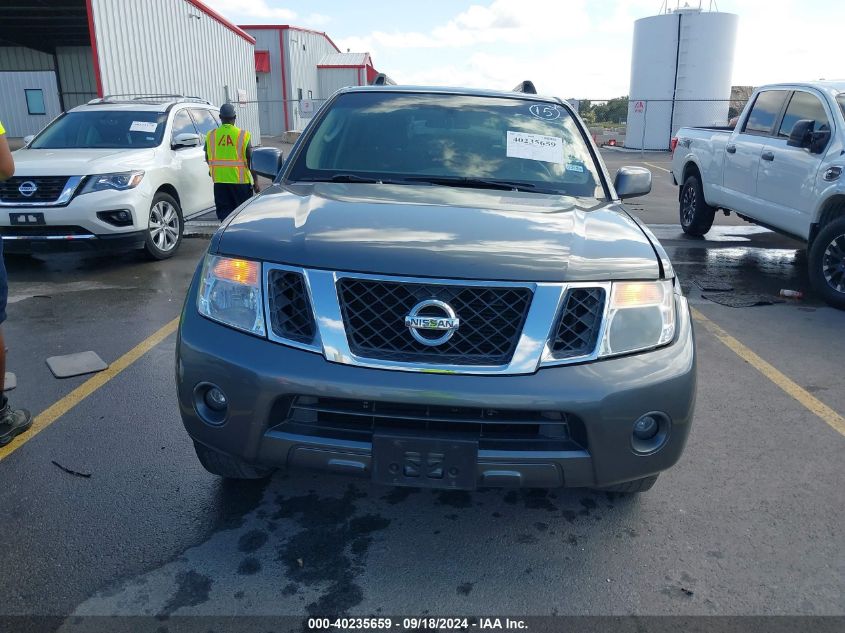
(58, 473, 640, 624)
(665, 236, 820, 306)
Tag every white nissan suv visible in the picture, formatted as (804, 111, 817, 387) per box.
(0, 96, 221, 259)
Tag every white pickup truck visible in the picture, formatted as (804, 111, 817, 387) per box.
(670, 81, 845, 309)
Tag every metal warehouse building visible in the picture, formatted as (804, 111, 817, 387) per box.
(0, 0, 259, 140)
(243, 25, 384, 135)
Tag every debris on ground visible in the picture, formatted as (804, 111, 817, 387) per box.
(778, 289, 804, 299)
(694, 278, 735, 292)
(3, 372, 15, 391)
(701, 292, 785, 308)
(46, 351, 109, 379)
(51, 461, 92, 478)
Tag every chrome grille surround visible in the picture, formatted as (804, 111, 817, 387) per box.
(336, 277, 533, 365)
(263, 262, 611, 375)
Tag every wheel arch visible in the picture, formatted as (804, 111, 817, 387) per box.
(809, 194, 845, 246)
(679, 160, 703, 202)
(154, 184, 181, 210)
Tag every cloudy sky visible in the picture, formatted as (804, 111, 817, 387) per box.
(206, 0, 843, 98)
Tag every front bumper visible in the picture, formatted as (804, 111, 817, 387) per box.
(176, 283, 697, 489)
(0, 184, 151, 250)
(1, 230, 146, 253)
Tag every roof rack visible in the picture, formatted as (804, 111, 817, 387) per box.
(370, 73, 396, 86)
(87, 94, 213, 106)
(513, 80, 537, 95)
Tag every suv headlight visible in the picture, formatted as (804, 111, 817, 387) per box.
(197, 255, 266, 336)
(80, 171, 144, 194)
(599, 280, 675, 357)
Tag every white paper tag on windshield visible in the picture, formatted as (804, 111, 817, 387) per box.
(130, 121, 158, 133)
(506, 131, 565, 164)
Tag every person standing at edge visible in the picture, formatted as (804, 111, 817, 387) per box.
(205, 102, 259, 221)
(0, 120, 33, 446)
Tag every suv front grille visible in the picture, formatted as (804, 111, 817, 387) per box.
(551, 288, 606, 358)
(283, 396, 588, 451)
(0, 177, 70, 203)
(337, 278, 532, 365)
(267, 270, 316, 343)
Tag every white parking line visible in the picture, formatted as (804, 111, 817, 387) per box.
(643, 161, 671, 173)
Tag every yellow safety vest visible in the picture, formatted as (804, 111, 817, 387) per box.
(206, 124, 252, 184)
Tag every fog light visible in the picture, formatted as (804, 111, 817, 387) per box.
(96, 209, 133, 227)
(631, 412, 671, 455)
(204, 387, 228, 411)
(633, 415, 659, 440)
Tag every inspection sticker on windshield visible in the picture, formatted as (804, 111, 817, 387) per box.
(129, 121, 158, 133)
(506, 131, 565, 164)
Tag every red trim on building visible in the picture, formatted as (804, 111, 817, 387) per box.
(239, 24, 341, 52)
(278, 29, 290, 131)
(255, 50, 271, 73)
(85, 0, 103, 97)
(365, 64, 378, 84)
(185, 0, 256, 44)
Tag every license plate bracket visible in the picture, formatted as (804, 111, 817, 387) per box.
(372, 433, 478, 490)
(10, 212, 45, 226)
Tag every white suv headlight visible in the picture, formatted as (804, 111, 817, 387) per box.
(197, 255, 266, 336)
(599, 280, 675, 357)
(80, 171, 144, 194)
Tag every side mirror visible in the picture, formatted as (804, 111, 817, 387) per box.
(787, 120, 814, 149)
(172, 132, 201, 149)
(22, 135, 35, 147)
(251, 147, 284, 179)
(614, 166, 652, 199)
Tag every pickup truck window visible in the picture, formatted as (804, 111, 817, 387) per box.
(778, 92, 830, 138)
(743, 90, 789, 135)
(289, 91, 606, 200)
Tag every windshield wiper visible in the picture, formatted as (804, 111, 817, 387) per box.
(403, 176, 560, 194)
(299, 174, 407, 184)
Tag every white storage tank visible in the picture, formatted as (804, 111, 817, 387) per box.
(626, 7, 738, 150)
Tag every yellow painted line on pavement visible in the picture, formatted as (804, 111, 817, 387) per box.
(643, 161, 671, 173)
(691, 308, 845, 437)
(0, 317, 180, 462)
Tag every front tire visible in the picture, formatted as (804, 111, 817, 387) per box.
(193, 441, 273, 480)
(808, 216, 845, 310)
(144, 192, 183, 260)
(680, 174, 716, 237)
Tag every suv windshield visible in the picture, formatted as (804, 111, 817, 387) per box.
(288, 91, 606, 199)
(30, 110, 167, 149)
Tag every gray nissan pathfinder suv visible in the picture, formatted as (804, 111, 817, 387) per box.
(176, 85, 696, 494)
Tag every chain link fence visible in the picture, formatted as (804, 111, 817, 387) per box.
(572, 97, 751, 152)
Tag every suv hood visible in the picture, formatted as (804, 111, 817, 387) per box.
(10, 148, 158, 176)
(217, 183, 662, 282)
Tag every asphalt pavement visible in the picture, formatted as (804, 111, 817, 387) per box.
(0, 151, 842, 631)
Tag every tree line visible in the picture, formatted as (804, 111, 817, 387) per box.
(577, 97, 629, 125)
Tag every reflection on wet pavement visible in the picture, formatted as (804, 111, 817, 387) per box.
(655, 225, 816, 306)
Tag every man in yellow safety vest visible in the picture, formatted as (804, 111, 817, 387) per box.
(205, 102, 259, 221)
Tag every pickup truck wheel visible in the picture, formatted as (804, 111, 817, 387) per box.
(809, 217, 845, 310)
(193, 441, 273, 479)
(596, 474, 659, 494)
(680, 175, 715, 237)
(144, 192, 183, 260)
